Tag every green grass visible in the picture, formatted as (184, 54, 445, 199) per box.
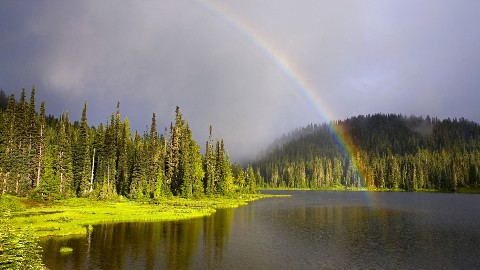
(455, 187, 480, 194)
(59, 247, 73, 254)
(7, 194, 273, 237)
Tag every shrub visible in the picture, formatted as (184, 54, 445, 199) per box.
(0, 195, 25, 212)
(0, 212, 44, 270)
(59, 247, 73, 255)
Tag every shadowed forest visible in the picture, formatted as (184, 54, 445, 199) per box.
(253, 113, 480, 191)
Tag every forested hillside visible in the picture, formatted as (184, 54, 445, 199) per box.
(253, 113, 480, 191)
(0, 88, 256, 200)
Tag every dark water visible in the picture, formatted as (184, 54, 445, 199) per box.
(40, 191, 480, 269)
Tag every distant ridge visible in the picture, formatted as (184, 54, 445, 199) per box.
(252, 113, 480, 192)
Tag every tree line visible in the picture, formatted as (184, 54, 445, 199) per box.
(253, 113, 480, 191)
(0, 88, 256, 200)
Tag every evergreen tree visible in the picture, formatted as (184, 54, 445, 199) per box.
(27, 87, 39, 189)
(180, 126, 194, 198)
(57, 113, 74, 198)
(116, 117, 129, 196)
(0, 88, 8, 110)
(32, 136, 60, 201)
(92, 123, 105, 191)
(129, 132, 146, 199)
(0, 95, 17, 195)
(166, 106, 186, 195)
(245, 165, 256, 193)
(77, 101, 92, 196)
(222, 153, 235, 195)
(14, 89, 30, 195)
(144, 113, 160, 197)
(203, 126, 216, 195)
(214, 140, 225, 193)
(234, 166, 246, 193)
(34, 101, 46, 188)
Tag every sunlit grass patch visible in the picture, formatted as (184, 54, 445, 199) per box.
(8, 194, 272, 237)
(59, 247, 73, 254)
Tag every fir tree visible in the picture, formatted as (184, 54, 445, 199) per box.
(245, 165, 256, 193)
(203, 126, 216, 195)
(57, 113, 74, 198)
(78, 101, 92, 196)
(34, 101, 46, 188)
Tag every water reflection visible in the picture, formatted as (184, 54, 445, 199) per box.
(40, 208, 234, 270)
(266, 206, 417, 268)
(41, 191, 480, 269)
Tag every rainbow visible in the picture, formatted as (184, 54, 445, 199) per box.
(197, 0, 367, 188)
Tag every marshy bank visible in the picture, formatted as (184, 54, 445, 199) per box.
(3, 194, 274, 237)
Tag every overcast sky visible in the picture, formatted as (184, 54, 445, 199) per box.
(1, 0, 480, 161)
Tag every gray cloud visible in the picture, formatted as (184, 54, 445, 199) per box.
(1, 0, 480, 161)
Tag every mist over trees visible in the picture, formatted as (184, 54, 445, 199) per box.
(253, 113, 480, 191)
(0, 88, 254, 200)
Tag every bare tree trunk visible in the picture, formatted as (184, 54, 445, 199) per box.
(36, 145, 42, 187)
(60, 171, 63, 193)
(90, 148, 95, 192)
(59, 152, 64, 193)
(15, 175, 19, 194)
(2, 173, 6, 195)
(107, 162, 110, 191)
(36, 126, 43, 187)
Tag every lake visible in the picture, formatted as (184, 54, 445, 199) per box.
(40, 190, 480, 269)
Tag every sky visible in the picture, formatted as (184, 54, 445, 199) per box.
(1, 0, 480, 162)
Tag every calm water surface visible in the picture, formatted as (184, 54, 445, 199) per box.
(41, 191, 480, 269)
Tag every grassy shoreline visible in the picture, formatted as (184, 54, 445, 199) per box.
(6, 194, 275, 238)
(260, 186, 480, 193)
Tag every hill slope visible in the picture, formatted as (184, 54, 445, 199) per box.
(252, 114, 480, 191)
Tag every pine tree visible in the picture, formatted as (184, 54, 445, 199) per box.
(0, 89, 8, 110)
(234, 166, 246, 193)
(102, 114, 117, 196)
(333, 159, 342, 187)
(214, 140, 226, 193)
(245, 165, 256, 193)
(34, 101, 46, 188)
(78, 101, 92, 196)
(153, 129, 169, 199)
(178, 124, 205, 198)
(203, 126, 216, 195)
(27, 87, 39, 189)
(129, 132, 146, 199)
(14, 89, 30, 195)
(92, 123, 105, 191)
(222, 153, 235, 195)
(32, 136, 60, 201)
(57, 113, 74, 198)
(180, 126, 193, 198)
(255, 168, 264, 189)
(1, 95, 16, 195)
(116, 118, 129, 196)
(166, 106, 186, 195)
(190, 141, 205, 197)
(145, 113, 160, 197)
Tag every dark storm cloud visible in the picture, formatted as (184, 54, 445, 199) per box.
(1, 0, 479, 161)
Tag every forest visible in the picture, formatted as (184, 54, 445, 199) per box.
(2, 87, 480, 198)
(0, 88, 256, 201)
(252, 113, 480, 191)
